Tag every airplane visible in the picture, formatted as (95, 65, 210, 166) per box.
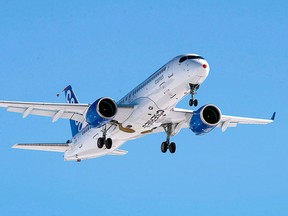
(0, 54, 275, 162)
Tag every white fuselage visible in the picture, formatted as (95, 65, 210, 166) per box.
(64, 55, 209, 161)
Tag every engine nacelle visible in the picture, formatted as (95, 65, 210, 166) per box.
(85, 97, 117, 128)
(190, 104, 222, 135)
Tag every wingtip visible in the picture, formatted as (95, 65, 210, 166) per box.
(12, 144, 19, 149)
(271, 112, 276, 121)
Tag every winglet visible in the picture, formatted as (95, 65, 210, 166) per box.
(271, 112, 276, 121)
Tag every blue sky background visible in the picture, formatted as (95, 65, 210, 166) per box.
(0, 1, 287, 215)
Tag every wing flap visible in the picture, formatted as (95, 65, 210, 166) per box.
(13, 143, 70, 152)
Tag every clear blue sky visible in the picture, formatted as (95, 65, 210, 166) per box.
(0, 1, 287, 215)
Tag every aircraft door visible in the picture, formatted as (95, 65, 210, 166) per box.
(167, 64, 173, 78)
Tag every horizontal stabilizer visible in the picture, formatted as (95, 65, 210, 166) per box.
(108, 149, 128, 156)
(13, 143, 70, 152)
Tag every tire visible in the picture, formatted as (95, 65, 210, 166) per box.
(169, 142, 176, 154)
(97, 137, 104, 149)
(189, 99, 193, 106)
(194, 99, 198, 107)
(161, 142, 168, 153)
(105, 138, 112, 149)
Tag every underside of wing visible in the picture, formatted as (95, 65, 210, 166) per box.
(13, 143, 70, 152)
(114, 104, 135, 123)
(0, 101, 135, 125)
(218, 114, 274, 132)
(0, 101, 89, 123)
(161, 107, 274, 133)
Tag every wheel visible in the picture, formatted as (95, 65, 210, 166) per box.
(105, 138, 112, 149)
(194, 99, 198, 107)
(97, 137, 104, 148)
(189, 99, 193, 106)
(169, 142, 176, 154)
(161, 141, 168, 153)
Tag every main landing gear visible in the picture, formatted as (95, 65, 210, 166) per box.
(97, 137, 112, 149)
(189, 83, 199, 107)
(161, 124, 176, 154)
(97, 125, 113, 149)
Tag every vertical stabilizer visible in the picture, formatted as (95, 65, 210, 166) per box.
(63, 85, 83, 136)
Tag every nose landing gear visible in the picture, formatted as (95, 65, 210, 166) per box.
(189, 83, 199, 107)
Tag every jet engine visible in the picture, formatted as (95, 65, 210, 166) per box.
(85, 97, 117, 128)
(190, 104, 222, 135)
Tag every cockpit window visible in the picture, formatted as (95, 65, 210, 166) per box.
(179, 55, 205, 63)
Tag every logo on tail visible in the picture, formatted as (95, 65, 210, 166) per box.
(64, 85, 83, 136)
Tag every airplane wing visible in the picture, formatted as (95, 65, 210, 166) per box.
(0, 101, 88, 122)
(12, 143, 70, 152)
(163, 108, 274, 133)
(219, 113, 275, 132)
(0, 101, 134, 123)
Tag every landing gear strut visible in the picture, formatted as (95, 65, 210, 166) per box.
(189, 83, 199, 107)
(97, 125, 113, 149)
(161, 124, 176, 154)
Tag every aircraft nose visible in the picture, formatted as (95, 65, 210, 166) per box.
(203, 63, 207, 69)
(194, 60, 210, 77)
